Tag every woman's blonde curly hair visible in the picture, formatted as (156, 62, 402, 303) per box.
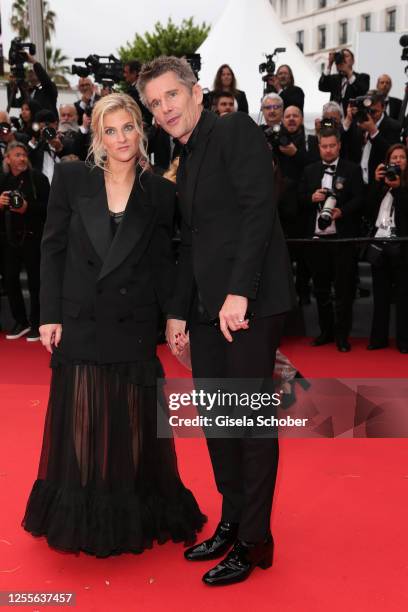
(86, 92, 149, 172)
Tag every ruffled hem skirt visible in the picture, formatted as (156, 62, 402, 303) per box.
(22, 360, 206, 557)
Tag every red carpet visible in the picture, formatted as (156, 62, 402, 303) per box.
(1, 336, 407, 611)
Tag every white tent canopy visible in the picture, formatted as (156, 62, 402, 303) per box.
(196, 0, 328, 125)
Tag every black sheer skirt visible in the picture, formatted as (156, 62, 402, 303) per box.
(22, 359, 206, 557)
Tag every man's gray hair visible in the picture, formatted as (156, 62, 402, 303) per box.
(261, 93, 283, 107)
(137, 56, 197, 106)
(322, 101, 343, 118)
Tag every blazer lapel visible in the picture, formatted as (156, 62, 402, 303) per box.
(78, 166, 112, 263)
(98, 173, 156, 280)
(179, 111, 217, 225)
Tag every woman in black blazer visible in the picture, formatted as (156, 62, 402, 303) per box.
(366, 144, 408, 353)
(211, 64, 249, 113)
(22, 93, 205, 557)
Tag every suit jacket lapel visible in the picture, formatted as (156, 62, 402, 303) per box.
(179, 111, 217, 225)
(98, 172, 156, 280)
(78, 166, 112, 263)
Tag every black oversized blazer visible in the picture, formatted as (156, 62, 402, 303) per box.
(171, 110, 296, 320)
(40, 161, 176, 364)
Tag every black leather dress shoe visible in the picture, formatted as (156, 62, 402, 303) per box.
(184, 521, 238, 561)
(398, 346, 408, 354)
(367, 342, 388, 350)
(336, 339, 351, 352)
(311, 334, 334, 347)
(202, 537, 274, 586)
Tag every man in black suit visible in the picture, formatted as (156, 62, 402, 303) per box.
(265, 64, 305, 111)
(26, 54, 58, 117)
(0, 142, 49, 341)
(74, 77, 101, 126)
(343, 91, 401, 186)
(138, 56, 295, 586)
(318, 49, 370, 115)
(376, 74, 402, 121)
(299, 128, 364, 351)
(123, 60, 153, 127)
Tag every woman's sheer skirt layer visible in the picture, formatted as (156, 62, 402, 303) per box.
(22, 361, 206, 557)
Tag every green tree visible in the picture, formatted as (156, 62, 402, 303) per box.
(119, 17, 210, 62)
(46, 45, 70, 85)
(10, 0, 56, 42)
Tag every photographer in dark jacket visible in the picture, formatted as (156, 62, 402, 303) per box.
(299, 128, 364, 351)
(0, 142, 49, 340)
(26, 54, 58, 117)
(123, 60, 153, 126)
(365, 144, 408, 353)
(319, 49, 370, 115)
(266, 64, 305, 112)
(343, 91, 401, 186)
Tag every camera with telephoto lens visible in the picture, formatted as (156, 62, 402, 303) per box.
(317, 177, 346, 231)
(8, 37, 36, 80)
(383, 164, 401, 182)
(264, 124, 292, 148)
(6, 190, 24, 210)
(71, 54, 123, 85)
(349, 95, 373, 123)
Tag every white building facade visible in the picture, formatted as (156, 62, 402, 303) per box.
(270, 0, 408, 70)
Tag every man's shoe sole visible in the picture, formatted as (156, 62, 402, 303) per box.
(5, 327, 31, 340)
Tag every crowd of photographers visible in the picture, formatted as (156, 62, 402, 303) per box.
(1, 42, 407, 354)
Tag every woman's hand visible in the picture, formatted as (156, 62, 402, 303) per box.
(385, 175, 401, 189)
(375, 163, 386, 183)
(166, 319, 188, 355)
(40, 323, 62, 353)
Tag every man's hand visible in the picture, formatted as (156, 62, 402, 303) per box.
(375, 163, 386, 182)
(219, 294, 249, 342)
(0, 192, 10, 209)
(166, 319, 188, 355)
(26, 54, 36, 64)
(312, 188, 327, 203)
(49, 136, 63, 152)
(10, 199, 28, 214)
(40, 323, 62, 353)
(332, 207, 342, 220)
(279, 142, 298, 157)
(82, 113, 92, 131)
(385, 175, 401, 190)
(328, 52, 335, 68)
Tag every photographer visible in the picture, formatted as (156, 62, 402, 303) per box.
(18, 100, 42, 137)
(0, 111, 29, 165)
(0, 142, 49, 340)
(265, 64, 305, 111)
(376, 74, 402, 120)
(299, 128, 364, 351)
(123, 60, 153, 126)
(308, 102, 349, 163)
(343, 91, 401, 185)
(365, 144, 408, 353)
(319, 49, 370, 115)
(260, 93, 284, 140)
(211, 64, 249, 113)
(74, 77, 100, 126)
(26, 54, 58, 117)
(212, 90, 236, 115)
